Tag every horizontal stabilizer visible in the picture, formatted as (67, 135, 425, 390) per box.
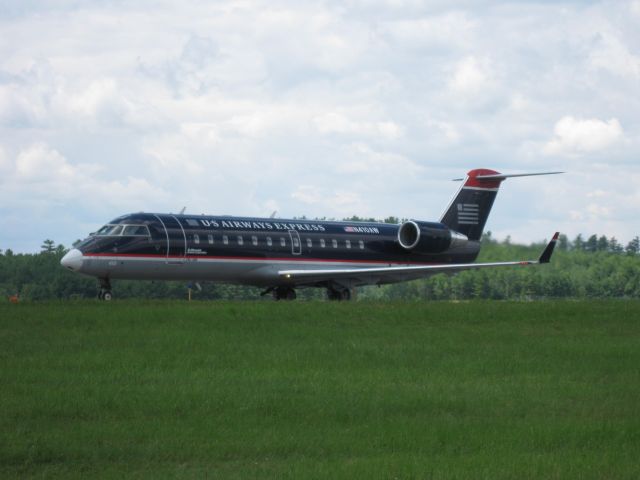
(453, 171, 563, 181)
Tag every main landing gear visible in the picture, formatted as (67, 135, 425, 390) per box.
(272, 286, 297, 301)
(260, 286, 352, 301)
(98, 278, 113, 301)
(327, 287, 351, 301)
(260, 286, 297, 300)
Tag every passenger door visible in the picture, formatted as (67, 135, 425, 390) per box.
(288, 230, 301, 255)
(158, 215, 186, 264)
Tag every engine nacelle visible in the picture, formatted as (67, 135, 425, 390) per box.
(397, 221, 468, 254)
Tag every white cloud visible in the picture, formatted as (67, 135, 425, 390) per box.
(291, 185, 367, 214)
(314, 112, 403, 139)
(15, 144, 74, 180)
(588, 32, 640, 79)
(1, 143, 169, 214)
(543, 116, 624, 156)
(0, 145, 10, 173)
(448, 56, 494, 97)
(0, 1, 639, 250)
(383, 11, 476, 50)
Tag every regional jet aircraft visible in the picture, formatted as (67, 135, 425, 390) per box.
(61, 169, 561, 300)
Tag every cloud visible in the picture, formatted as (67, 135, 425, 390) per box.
(291, 185, 367, 214)
(0, 1, 639, 250)
(1, 143, 169, 213)
(383, 11, 476, 50)
(313, 112, 403, 139)
(449, 56, 493, 97)
(543, 116, 623, 156)
(15, 144, 75, 181)
(588, 32, 640, 79)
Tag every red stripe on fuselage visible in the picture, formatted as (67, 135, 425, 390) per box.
(83, 252, 440, 266)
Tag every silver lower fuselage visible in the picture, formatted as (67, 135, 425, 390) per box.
(62, 250, 406, 288)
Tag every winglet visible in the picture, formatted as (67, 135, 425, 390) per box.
(538, 232, 560, 264)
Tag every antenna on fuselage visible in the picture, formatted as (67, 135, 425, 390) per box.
(270, 211, 277, 218)
(179, 207, 186, 214)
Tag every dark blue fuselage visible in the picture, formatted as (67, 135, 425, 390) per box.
(74, 213, 480, 269)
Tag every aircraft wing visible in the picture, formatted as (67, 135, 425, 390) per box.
(279, 232, 559, 287)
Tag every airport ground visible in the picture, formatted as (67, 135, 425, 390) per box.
(1, 300, 639, 479)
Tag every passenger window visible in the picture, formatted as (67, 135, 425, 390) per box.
(306, 238, 312, 248)
(194, 234, 200, 244)
(237, 236, 243, 246)
(223, 235, 229, 245)
(359, 240, 364, 249)
(345, 240, 351, 249)
(280, 237, 286, 247)
(252, 235, 258, 246)
(267, 237, 273, 247)
(320, 239, 325, 248)
(208, 234, 214, 244)
(332, 239, 338, 248)
(293, 237, 299, 248)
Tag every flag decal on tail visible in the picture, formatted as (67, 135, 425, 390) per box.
(457, 203, 479, 225)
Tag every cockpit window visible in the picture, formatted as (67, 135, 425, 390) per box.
(95, 224, 115, 235)
(123, 225, 150, 236)
(103, 225, 123, 236)
(94, 224, 149, 237)
(111, 225, 125, 236)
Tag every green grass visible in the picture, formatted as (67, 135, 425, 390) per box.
(1, 300, 639, 478)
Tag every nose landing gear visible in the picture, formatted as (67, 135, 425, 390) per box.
(98, 278, 113, 301)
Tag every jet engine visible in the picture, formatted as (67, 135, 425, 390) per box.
(397, 220, 468, 254)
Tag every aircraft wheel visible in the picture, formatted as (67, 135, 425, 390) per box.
(98, 278, 112, 301)
(327, 289, 341, 301)
(273, 286, 296, 301)
(327, 288, 351, 301)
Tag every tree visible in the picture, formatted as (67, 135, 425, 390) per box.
(626, 237, 640, 255)
(585, 234, 598, 253)
(597, 235, 609, 252)
(609, 237, 623, 253)
(557, 234, 569, 251)
(573, 234, 584, 251)
(40, 239, 55, 254)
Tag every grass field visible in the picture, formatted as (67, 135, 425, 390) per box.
(1, 300, 639, 479)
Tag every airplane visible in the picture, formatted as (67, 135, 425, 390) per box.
(60, 168, 562, 301)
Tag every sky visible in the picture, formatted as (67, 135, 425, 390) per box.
(0, 0, 639, 252)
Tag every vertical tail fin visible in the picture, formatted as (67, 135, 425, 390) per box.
(440, 169, 563, 241)
(440, 169, 503, 241)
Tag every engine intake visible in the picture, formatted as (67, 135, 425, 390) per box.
(397, 221, 468, 254)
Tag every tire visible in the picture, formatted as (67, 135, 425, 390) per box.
(102, 291, 113, 301)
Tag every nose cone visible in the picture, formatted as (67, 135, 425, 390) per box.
(61, 248, 84, 271)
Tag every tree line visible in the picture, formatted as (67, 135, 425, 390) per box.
(1, 230, 639, 301)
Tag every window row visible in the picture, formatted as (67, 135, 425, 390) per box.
(191, 234, 366, 250)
